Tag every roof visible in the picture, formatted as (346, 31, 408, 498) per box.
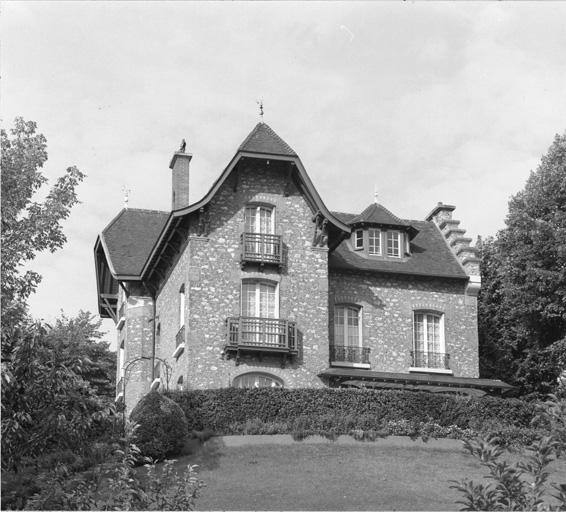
(318, 368, 516, 395)
(349, 202, 410, 227)
(329, 218, 468, 279)
(239, 122, 297, 156)
(101, 208, 169, 277)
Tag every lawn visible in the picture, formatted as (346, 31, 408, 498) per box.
(174, 436, 566, 511)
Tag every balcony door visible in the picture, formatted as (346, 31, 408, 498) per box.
(334, 306, 361, 347)
(245, 205, 274, 234)
(241, 281, 279, 346)
(413, 312, 445, 368)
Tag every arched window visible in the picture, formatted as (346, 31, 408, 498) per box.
(412, 311, 448, 370)
(245, 205, 274, 234)
(177, 375, 184, 391)
(232, 372, 284, 389)
(179, 284, 185, 328)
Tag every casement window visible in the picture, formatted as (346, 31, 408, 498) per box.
(354, 229, 364, 250)
(241, 281, 278, 319)
(387, 231, 401, 258)
(334, 305, 362, 347)
(412, 311, 449, 371)
(179, 284, 185, 327)
(176, 376, 184, 391)
(368, 228, 381, 256)
(233, 372, 284, 388)
(245, 205, 274, 234)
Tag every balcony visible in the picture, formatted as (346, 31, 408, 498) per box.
(115, 377, 124, 402)
(151, 361, 161, 390)
(330, 344, 371, 369)
(173, 325, 185, 359)
(240, 233, 283, 269)
(225, 317, 297, 364)
(410, 350, 452, 374)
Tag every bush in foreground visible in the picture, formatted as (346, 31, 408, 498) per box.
(130, 391, 188, 460)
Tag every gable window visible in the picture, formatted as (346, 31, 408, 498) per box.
(387, 231, 401, 258)
(368, 228, 381, 255)
(354, 229, 364, 250)
(412, 311, 450, 371)
(334, 306, 361, 347)
(245, 205, 274, 234)
(233, 372, 284, 388)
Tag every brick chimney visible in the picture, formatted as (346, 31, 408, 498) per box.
(426, 202, 481, 296)
(169, 151, 192, 210)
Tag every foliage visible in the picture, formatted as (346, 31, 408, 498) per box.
(130, 391, 188, 460)
(24, 422, 204, 511)
(0, 319, 116, 472)
(166, 388, 541, 446)
(1, 117, 84, 357)
(477, 130, 566, 396)
(450, 391, 566, 511)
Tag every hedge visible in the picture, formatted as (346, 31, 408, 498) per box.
(165, 388, 539, 440)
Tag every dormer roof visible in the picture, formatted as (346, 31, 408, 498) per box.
(349, 202, 419, 239)
(239, 122, 297, 156)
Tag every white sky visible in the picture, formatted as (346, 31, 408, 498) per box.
(2, 2, 565, 349)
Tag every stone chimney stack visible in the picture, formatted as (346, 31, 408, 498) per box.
(426, 202, 482, 295)
(169, 151, 192, 211)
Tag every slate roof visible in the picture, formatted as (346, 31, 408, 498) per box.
(101, 208, 169, 276)
(349, 202, 411, 227)
(329, 216, 468, 279)
(239, 122, 297, 156)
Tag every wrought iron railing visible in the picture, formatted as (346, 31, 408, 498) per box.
(226, 317, 297, 352)
(330, 344, 371, 365)
(176, 326, 185, 348)
(411, 350, 451, 370)
(240, 233, 283, 265)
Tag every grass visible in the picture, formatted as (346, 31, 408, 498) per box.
(172, 437, 566, 511)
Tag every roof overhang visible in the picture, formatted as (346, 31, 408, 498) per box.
(318, 368, 517, 396)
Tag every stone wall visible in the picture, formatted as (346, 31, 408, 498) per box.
(329, 269, 479, 378)
(155, 164, 329, 390)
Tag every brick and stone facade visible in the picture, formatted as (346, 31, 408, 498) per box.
(95, 121, 514, 411)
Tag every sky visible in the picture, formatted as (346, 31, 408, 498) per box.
(2, 2, 566, 350)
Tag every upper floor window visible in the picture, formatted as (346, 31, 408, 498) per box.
(412, 311, 450, 371)
(354, 229, 364, 250)
(334, 305, 362, 347)
(179, 284, 185, 327)
(368, 228, 381, 255)
(387, 231, 401, 258)
(233, 372, 284, 388)
(245, 205, 274, 234)
(242, 280, 278, 318)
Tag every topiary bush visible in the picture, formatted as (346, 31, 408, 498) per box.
(129, 391, 188, 460)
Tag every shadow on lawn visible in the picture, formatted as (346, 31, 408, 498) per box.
(175, 436, 225, 473)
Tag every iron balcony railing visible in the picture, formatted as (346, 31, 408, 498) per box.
(411, 350, 451, 370)
(330, 344, 371, 365)
(240, 233, 283, 266)
(226, 317, 297, 353)
(176, 325, 185, 348)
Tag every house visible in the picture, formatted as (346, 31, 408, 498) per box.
(94, 122, 514, 410)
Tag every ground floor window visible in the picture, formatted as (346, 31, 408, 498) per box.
(232, 372, 284, 388)
(413, 311, 447, 369)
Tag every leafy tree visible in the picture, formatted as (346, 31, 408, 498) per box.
(477, 131, 566, 396)
(1, 117, 84, 357)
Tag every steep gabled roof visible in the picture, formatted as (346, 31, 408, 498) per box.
(329, 218, 467, 279)
(101, 208, 169, 277)
(239, 122, 297, 156)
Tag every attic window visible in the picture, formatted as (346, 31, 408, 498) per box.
(368, 229, 381, 256)
(352, 228, 410, 260)
(387, 231, 401, 258)
(354, 230, 364, 250)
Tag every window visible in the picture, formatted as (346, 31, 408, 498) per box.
(354, 229, 364, 250)
(179, 285, 185, 327)
(368, 228, 381, 255)
(119, 339, 125, 375)
(245, 205, 274, 234)
(242, 281, 277, 318)
(387, 231, 401, 258)
(233, 372, 283, 388)
(177, 375, 184, 391)
(413, 312, 448, 369)
(334, 306, 362, 347)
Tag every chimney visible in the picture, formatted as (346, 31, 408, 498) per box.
(168, 151, 192, 210)
(426, 203, 482, 293)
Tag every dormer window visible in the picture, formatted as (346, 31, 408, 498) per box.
(387, 231, 401, 258)
(354, 229, 364, 250)
(368, 229, 381, 256)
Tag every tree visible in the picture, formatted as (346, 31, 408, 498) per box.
(477, 131, 566, 395)
(1, 117, 85, 357)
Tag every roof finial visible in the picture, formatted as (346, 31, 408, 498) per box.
(374, 184, 379, 204)
(123, 186, 131, 210)
(256, 100, 264, 123)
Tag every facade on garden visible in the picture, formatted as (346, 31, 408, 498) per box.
(94, 122, 514, 409)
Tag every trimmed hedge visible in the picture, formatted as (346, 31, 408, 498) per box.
(165, 388, 539, 440)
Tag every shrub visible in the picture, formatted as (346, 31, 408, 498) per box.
(130, 391, 188, 460)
